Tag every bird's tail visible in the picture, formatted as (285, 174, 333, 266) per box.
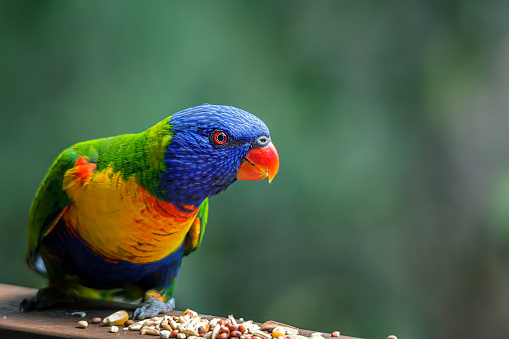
(26, 250, 47, 277)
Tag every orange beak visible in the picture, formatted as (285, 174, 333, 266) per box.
(236, 141, 279, 183)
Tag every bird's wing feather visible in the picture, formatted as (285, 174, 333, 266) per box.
(26, 144, 98, 272)
(184, 198, 209, 256)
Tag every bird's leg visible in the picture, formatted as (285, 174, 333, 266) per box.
(133, 280, 176, 319)
(20, 283, 80, 311)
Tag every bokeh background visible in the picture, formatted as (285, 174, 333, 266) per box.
(2, 1, 509, 338)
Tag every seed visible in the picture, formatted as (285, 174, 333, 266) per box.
(218, 333, 229, 339)
(162, 322, 172, 331)
(271, 327, 285, 338)
(229, 325, 238, 332)
(184, 309, 198, 318)
(77, 320, 88, 329)
(144, 328, 161, 336)
(198, 326, 207, 334)
(387, 336, 398, 339)
(212, 324, 221, 339)
(238, 325, 247, 333)
(218, 320, 226, 326)
(331, 332, 340, 337)
(124, 319, 134, 327)
(177, 333, 187, 339)
(231, 331, 242, 337)
(102, 310, 129, 326)
(228, 316, 238, 327)
(252, 331, 271, 339)
(161, 330, 172, 339)
(170, 329, 180, 338)
(220, 326, 230, 334)
(110, 325, 119, 333)
(92, 317, 102, 324)
(182, 329, 200, 337)
(260, 321, 298, 335)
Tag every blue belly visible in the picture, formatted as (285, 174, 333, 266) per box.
(41, 219, 184, 291)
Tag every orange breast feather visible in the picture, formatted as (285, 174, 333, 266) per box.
(62, 162, 198, 264)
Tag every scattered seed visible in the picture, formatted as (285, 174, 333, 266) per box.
(252, 331, 271, 339)
(228, 315, 238, 327)
(102, 310, 129, 326)
(387, 336, 398, 339)
(271, 327, 286, 338)
(129, 322, 142, 331)
(231, 331, 242, 337)
(144, 328, 161, 336)
(184, 309, 198, 318)
(77, 320, 88, 329)
(75, 308, 348, 339)
(182, 329, 200, 337)
(212, 323, 221, 339)
(261, 321, 299, 334)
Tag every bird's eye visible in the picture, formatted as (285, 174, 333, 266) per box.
(213, 131, 228, 145)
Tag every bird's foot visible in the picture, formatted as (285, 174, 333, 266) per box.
(133, 297, 175, 320)
(20, 286, 80, 311)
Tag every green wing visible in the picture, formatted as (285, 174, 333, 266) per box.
(184, 198, 209, 256)
(26, 144, 98, 273)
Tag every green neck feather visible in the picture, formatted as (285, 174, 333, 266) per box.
(86, 117, 173, 200)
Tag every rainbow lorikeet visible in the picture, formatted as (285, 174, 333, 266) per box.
(21, 104, 279, 319)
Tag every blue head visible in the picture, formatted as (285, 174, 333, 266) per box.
(161, 104, 278, 208)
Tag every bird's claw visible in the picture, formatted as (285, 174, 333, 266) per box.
(20, 287, 80, 311)
(133, 297, 175, 320)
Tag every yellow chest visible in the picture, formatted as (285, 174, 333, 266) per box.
(62, 167, 198, 264)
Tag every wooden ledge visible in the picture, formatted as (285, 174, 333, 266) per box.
(0, 283, 360, 339)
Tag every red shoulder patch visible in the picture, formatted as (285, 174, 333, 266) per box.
(73, 157, 97, 185)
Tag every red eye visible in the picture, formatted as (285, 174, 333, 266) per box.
(213, 131, 228, 145)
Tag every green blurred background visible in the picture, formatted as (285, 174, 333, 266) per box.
(2, 1, 509, 338)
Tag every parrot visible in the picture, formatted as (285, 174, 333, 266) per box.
(20, 104, 279, 319)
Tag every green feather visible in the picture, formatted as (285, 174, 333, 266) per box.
(27, 116, 175, 270)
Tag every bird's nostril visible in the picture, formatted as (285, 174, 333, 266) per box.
(256, 136, 270, 146)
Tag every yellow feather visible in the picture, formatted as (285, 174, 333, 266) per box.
(62, 166, 198, 264)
